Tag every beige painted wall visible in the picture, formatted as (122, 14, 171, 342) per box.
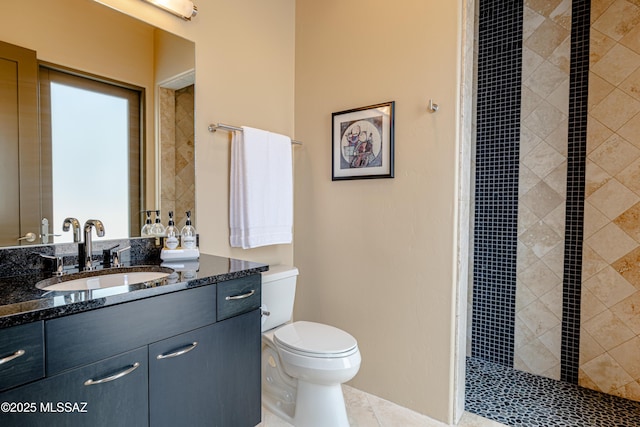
(154, 29, 195, 85)
(0, 0, 154, 85)
(189, 0, 296, 266)
(294, 0, 463, 422)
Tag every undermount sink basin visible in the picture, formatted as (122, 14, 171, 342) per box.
(36, 266, 174, 292)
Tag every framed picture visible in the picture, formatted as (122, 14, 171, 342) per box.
(332, 101, 395, 181)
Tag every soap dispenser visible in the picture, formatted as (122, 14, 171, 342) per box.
(160, 210, 199, 262)
(141, 210, 153, 236)
(164, 211, 179, 250)
(181, 211, 197, 249)
(150, 210, 165, 238)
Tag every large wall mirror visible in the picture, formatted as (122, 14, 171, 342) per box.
(0, 0, 195, 248)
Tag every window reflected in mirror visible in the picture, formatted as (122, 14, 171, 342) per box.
(40, 67, 142, 242)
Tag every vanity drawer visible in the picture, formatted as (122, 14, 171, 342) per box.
(46, 285, 216, 375)
(0, 321, 44, 391)
(217, 274, 261, 321)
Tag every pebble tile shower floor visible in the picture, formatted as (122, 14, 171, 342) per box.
(465, 358, 640, 427)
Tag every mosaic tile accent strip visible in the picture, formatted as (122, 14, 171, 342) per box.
(560, 0, 590, 385)
(471, 0, 523, 366)
(466, 357, 640, 427)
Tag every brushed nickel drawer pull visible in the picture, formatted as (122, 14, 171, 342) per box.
(0, 349, 25, 365)
(225, 289, 255, 301)
(84, 362, 140, 386)
(156, 342, 198, 360)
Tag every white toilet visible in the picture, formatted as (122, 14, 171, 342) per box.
(261, 265, 361, 427)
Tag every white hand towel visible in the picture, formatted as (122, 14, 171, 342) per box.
(230, 126, 293, 249)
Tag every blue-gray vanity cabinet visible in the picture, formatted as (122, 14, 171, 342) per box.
(0, 346, 149, 427)
(0, 273, 262, 426)
(149, 309, 261, 427)
(0, 322, 44, 392)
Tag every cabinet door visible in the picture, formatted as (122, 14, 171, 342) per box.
(149, 309, 261, 427)
(0, 347, 148, 427)
(213, 309, 261, 426)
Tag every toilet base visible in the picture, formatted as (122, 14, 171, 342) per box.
(261, 324, 359, 427)
(293, 380, 349, 427)
(262, 345, 297, 423)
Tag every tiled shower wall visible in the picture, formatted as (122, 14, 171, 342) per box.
(473, 0, 640, 403)
(160, 85, 195, 228)
(579, 0, 640, 401)
(515, 0, 572, 381)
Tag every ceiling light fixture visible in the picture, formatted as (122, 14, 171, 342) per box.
(142, 0, 197, 20)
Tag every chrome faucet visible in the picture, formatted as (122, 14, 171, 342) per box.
(62, 217, 81, 242)
(102, 244, 131, 268)
(83, 219, 105, 271)
(113, 246, 131, 268)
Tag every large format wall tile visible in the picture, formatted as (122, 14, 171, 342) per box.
(515, 2, 571, 381)
(160, 85, 195, 227)
(580, 0, 640, 401)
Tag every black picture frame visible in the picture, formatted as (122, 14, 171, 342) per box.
(331, 101, 395, 181)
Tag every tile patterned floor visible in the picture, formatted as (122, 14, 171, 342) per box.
(465, 357, 640, 426)
(259, 384, 505, 427)
(260, 357, 640, 426)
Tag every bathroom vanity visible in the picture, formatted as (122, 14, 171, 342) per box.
(0, 247, 266, 427)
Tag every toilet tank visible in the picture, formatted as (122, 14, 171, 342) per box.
(261, 265, 299, 332)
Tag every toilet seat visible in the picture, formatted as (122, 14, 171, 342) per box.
(274, 321, 358, 358)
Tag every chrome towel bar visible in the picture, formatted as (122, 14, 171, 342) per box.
(208, 122, 303, 145)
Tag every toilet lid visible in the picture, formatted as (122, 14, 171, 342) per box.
(274, 321, 358, 357)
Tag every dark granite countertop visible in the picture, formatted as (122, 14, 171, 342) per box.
(0, 253, 267, 329)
